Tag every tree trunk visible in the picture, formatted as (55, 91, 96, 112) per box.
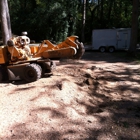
(128, 0, 139, 56)
(108, 1, 113, 26)
(81, 0, 86, 43)
(100, 0, 104, 28)
(89, 4, 99, 35)
(124, 1, 128, 18)
(5, 0, 12, 38)
(0, 0, 12, 45)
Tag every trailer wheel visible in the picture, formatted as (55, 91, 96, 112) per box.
(99, 47, 106, 53)
(108, 47, 115, 53)
(23, 63, 42, 82)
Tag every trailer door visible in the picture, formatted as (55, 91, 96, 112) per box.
(117, 30, 128, 49)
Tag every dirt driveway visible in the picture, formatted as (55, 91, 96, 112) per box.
(0, 51, 140, 140)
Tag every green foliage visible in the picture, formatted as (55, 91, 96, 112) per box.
(7, 0, 135, 43)
(8, 0, 80, 42)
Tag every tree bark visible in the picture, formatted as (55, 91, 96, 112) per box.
(81, 0, 86, 43)
(107, 1, 113, 26)
(5, 0, 12, 37)
(0, 0, 12, 45)
(128, 0, 139, 56)
(100, 0, 104, 28)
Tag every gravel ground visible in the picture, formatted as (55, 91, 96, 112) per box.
(0, 51, 140, 140)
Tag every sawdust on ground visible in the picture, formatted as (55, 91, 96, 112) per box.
(0, 51, 140, 140)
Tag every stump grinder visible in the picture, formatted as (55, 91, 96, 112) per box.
(0, 32, 85, 82)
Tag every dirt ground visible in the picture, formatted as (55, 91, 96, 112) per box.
(0, 51, 140, 140)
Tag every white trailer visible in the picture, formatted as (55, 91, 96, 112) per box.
(91, 28, 131, 52)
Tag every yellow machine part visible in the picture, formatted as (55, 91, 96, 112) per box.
(42, 47, 77, 58)
(0, 46, 9, 64)
(30, 45, 77, 58)
(6, 35, 84, 63)
(30, 36, 79, 58)
(30, 45, 40, 54)
(7, 46, 20, 58)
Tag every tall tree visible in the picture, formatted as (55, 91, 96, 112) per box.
(0, 0, 12, 45)
(5, 0, 12, 37)
(100, 0, 104, 28)
(107, 1, 113, 23)
(81, 0, 86, 42)
(128, 0, 139, 56)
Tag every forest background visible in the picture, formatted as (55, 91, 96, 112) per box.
(0, 0, 139, 43)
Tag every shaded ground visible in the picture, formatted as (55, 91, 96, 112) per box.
(0, 51, 140, 140)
